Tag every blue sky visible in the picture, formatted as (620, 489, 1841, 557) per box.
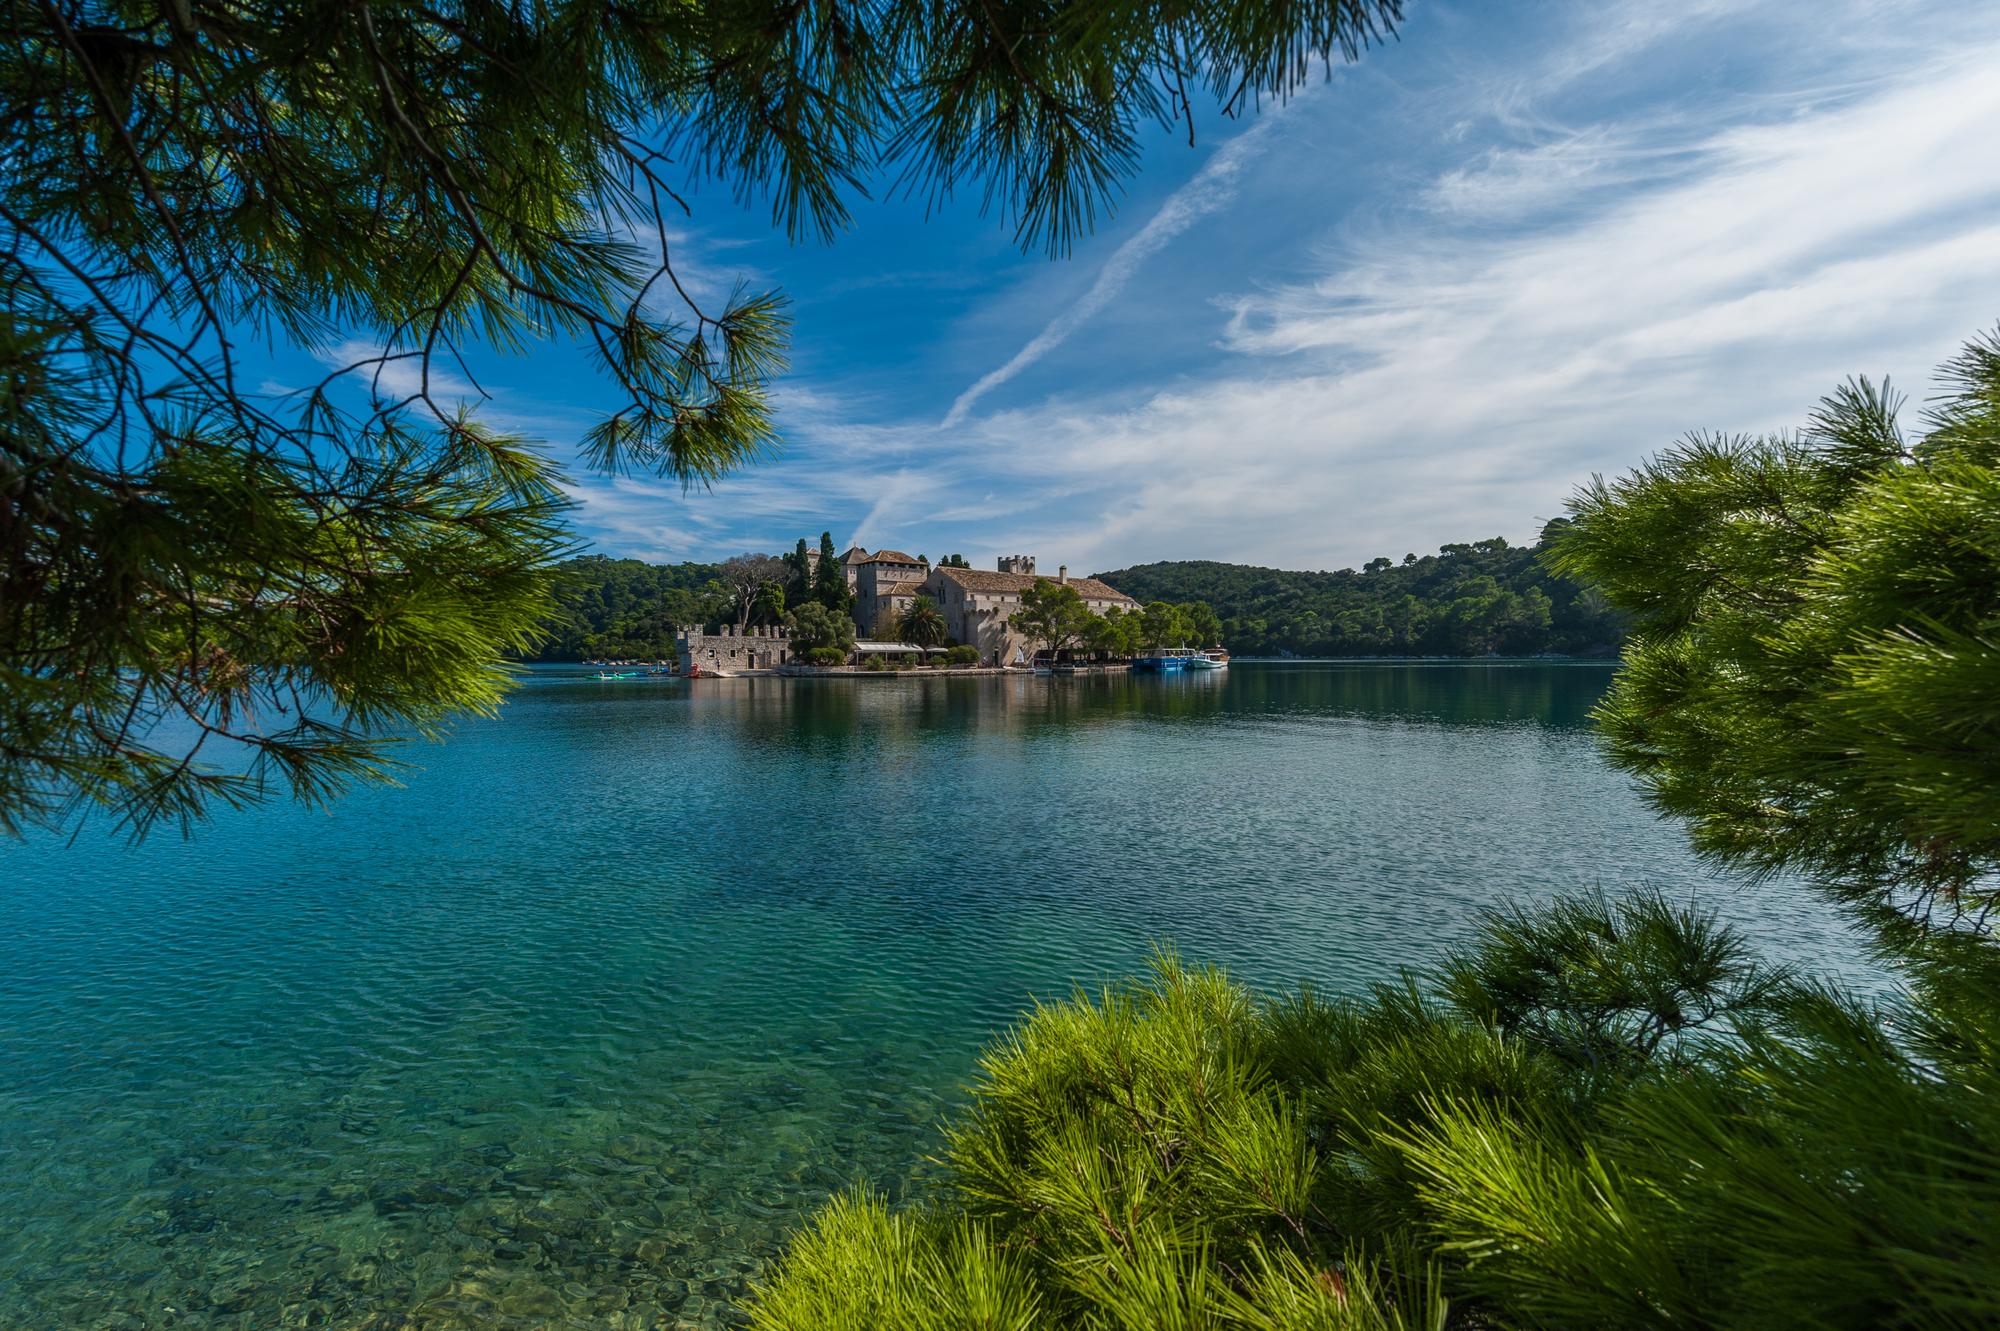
(314, 0, 2000, 574)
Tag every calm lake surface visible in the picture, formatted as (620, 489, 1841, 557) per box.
(0, 663, 1875, 1329)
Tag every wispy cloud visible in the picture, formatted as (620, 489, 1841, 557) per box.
(940, 109, 1294, 428)
(314, 337, 477, 404)
(914, 15, 2000, 573)
(557, 477, 714, 563)
(553, 0, 2000, 576)
(1425, 127, 1694, 220)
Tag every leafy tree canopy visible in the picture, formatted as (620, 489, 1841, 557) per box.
(751, 579, 787, 625)
(1140, 599, 1191, 648)
(1014, 578, 1096, 659)
(514, 554, 724, 662)
(4, 0, 1405, 836)
(718, 553, 790, 627)
(785, 602, 855, 653)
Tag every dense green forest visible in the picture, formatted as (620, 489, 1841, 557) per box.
(1097, 524, 1624, 656)
(526, 527, 1624, 661)
(524, 555, 726, 660)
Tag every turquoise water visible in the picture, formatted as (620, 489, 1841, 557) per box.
(0, 664, 1873, 1330)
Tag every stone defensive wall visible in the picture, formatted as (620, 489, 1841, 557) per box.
(674, 624, 793, 673)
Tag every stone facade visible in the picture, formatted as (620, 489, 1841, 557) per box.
(927, 562, 1140, 664)
(835, 555, 1141, 665)
(853, 549, 930, 635)
(786, 541, 1142, 666)
(674, 623, 792, 673)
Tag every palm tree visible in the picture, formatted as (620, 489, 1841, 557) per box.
(897, 596, 949, 650)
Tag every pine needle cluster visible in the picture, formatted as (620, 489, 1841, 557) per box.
(1551, 332, 2000, 930)
(4, 0, 1405, 836)
(752, 898, 2000, 1329)
(753, 329, 2000, 1329)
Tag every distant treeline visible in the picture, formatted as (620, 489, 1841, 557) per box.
(525, 555, 726, 660)
(525, 526, 1625, 661)
(1095, 524, 1624, 657)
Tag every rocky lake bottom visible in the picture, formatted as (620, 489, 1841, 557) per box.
(0, 664, 1881, 1328)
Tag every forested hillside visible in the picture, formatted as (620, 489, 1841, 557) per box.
(528, 526, 1625, 661)
(1097, 525, 1623, 656)
(525, 555, 726, 660)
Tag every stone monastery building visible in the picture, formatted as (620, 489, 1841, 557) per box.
(824, 546, 1141, 666)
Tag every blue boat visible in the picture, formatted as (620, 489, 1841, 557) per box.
(1131, 651, 1191, 673)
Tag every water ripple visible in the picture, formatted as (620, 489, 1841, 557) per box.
(0, 665, 1874, 1329)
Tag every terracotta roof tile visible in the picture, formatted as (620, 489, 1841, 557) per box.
(932, 566, 1138, 605)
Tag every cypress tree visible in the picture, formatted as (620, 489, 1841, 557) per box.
(815, 533, 850, 613)
(785, 539, 813, 607)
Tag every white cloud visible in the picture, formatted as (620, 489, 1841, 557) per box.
(940, 107, 1295, 428)
(558, 477, 713, 563)
(911, 26, 2000, 573)
(1426, 127, 1690, 220)
(314, 337, 478, 405)
(559, 0, 2000, 575)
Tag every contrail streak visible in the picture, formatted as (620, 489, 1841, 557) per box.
(941, 113, 1290, 428)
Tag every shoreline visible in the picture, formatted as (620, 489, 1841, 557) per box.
(539, 653, 1617, 671)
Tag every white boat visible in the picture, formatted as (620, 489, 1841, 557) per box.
(1185, 650, 1229, 671)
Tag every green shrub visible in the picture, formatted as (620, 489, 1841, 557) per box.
(752, 945, 1459, 1331)
(946, 645, 981, 666)
(901, 652, 921, 666)
(752, 334, 2000, 1329)
(750, 900, 2000, 1330)
(801, 646, 846, 667)
(786, 603, 858, 654)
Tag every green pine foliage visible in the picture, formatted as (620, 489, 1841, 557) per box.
(0, 400, 572, 837)
(753, 947, 1458, 1331)
(1401, 922, 2000, 1329)
(751, 331, 2000, 1329)
(6, 0, 1410, 836)
(1553, 333, 2000, 926)
(752, 904, 2000, 1330)
(1099, 534, 1622, 657)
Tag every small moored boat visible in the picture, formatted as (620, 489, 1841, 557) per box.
(1131, 650, 1192, 673)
